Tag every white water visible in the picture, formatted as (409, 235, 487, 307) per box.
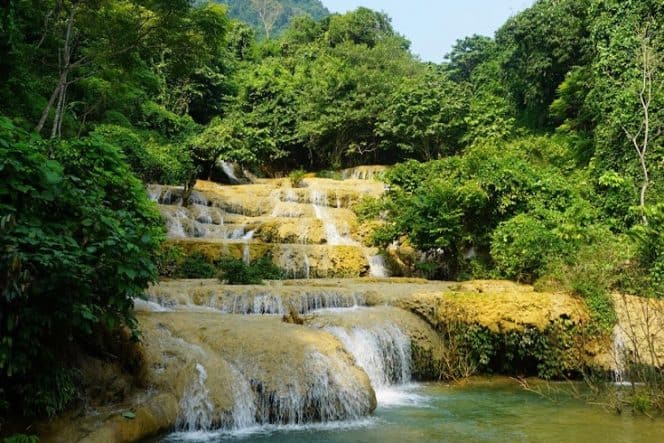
(311, 190, 354, 246)
(219, 161, 241, 184)
(325, 323, 420, 407)
(612, 324, 630, 385)
(221, 291, 366, 315)
(368, 254, 389, 278)
(228, 365, 258, 430)
(177, 364, 215, 431)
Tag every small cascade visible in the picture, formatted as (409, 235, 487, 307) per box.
(177, 363, 215, 431)
(165, 208, 188, 238)
(312, 189, 354, 246)
(219, 160, 241, 184)
(303, 254, 311, 280)
(221, 290, 366, 315)
(368, 254, 389, 278)
(612, 324, 629, 385)
(228, 365, 258, 430)
(246, 350, 373, 425)
(148, 185, 162, 202)
(242, 230, 255, 264)
(325, 325, 412, 389)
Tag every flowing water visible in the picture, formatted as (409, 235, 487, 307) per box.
(156, 378, 663, 443)
(148, 177, 389, 278)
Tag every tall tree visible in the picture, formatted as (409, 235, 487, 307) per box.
(251, 0, 283, 39)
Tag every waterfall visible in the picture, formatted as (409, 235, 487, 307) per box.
(246, 351, 372, 425)
(228, 365, 257, 430)
(177, 364, 215, 431)
(241, 231, 254, 265)
(221, 290, 366, 315)
(612, 324, 629, 385)
(326, 325, 411, 388)
(303, 254, 311, 279)
(323, 322, 424, 407)
(148, 185, 162, 202)
(172, 352, 374, 434)
(368, 254, 389, 278)
(220, 161, 241, 184)
(312, 189, 354, 246)
(165, 208, 188, 238)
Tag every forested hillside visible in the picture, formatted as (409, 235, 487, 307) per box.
(214, 0, 329, 38)
(0, 0, 663, 424)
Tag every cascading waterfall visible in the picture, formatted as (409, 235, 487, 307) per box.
(612, 324, 629, 385)
(312, 189, 350, 246)
(173, 351, 374, 435)
(228, 365, 258, 430)
(219, 160, 241, 184)
(325, 325, 411, 388)
(368, 254, 389, 278)
(220, 290, 366, 315)
(242, 230, 255, 264)
(246, 351, 373, 425)
(322, 322, 424, 407)
(177, 364, 215, 431)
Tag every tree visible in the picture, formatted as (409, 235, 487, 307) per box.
(251, 0, 283, 39)
(0, 118, 163, 416)
(622, 26, 661, 225)
(379, 69, 469, 160)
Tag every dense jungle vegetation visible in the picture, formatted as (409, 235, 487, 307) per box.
(0, 0, 662, 421)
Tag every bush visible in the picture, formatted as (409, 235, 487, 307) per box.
(0, 118, 163, 416)
(537, 237, 627, 332)
(491, 213, 568, 282)
(288, 169, 307, 188)
(217, 256, 284, 285)
(176, 251, 217, 279)
(156, 243, 183, 277)
(353, 196, 384, 222)
(91, 124, 192, 184)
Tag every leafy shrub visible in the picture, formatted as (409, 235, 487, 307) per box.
(217, 259, 260, 284)
(250, 255, 285, 280)
(537, 237, 627, 332)
(156, 243, 183, 277)
(138, 101, 196, 138)
(176, 251, 217, 279)
(353, 196, 384, 222)
(218, 256, 284, 285)
(91, 124, 192, 184)
(2, 435, 39, 443)
(491, 213, 568, 282)
(288, 169, 307, 188)
(0, 118, 163, 416)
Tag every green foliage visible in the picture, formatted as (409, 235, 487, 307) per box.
(2, 435, 39, 443)
(377, 136, 592, 279)
(442, 318, 584, 380)
(316, 170, 342, 180)
(0, 118, 162, 416)
(378, 69, 469, 160)
(215, 0, 329, 39)
(217, 256, 284, 284)
(156, 243, 184, 278)
(537, 237, 628, 332)
(491, 213, 568, 282)
(176, 252, 217, 279)
(353, 196, 383, 222)
(288, 169, 307, 187)
(91, 125, 191, 184)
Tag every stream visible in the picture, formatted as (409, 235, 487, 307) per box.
(156, 378, 663, 442)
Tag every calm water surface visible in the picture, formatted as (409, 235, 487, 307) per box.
(157, 378, 663, 443)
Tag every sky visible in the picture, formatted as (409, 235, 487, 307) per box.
(323, 0, 535, 63)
